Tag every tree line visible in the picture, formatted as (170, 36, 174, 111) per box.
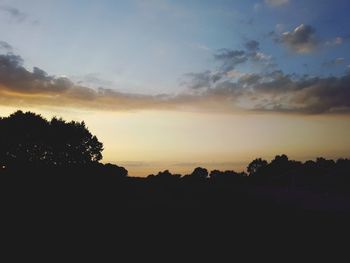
(0, 110, 350, 192)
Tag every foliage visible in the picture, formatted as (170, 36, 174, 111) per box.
(0, 110, 103, 167)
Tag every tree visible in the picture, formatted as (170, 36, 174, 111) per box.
(148, 170, 181, 182)
(247, 158, 268, 176)
(0, 111, 103, 168)
(209, 170, 241, 178)
(49, 117, 103, 165)
(187, 167, 208, 180)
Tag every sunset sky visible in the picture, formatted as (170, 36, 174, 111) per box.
(0, 0, 350, 176)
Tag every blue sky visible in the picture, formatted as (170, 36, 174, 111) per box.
(1, 0, 349, 96)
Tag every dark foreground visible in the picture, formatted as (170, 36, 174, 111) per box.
(1, 168, 350, 259)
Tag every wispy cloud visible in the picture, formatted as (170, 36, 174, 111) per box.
(324, 35, 350, 48)
(325, 37, 343, 46)
(0, 41, 13, 52)
(0, 5, 27, 22)
(188, 43, 211, 51)
(264, 0, 289, 7)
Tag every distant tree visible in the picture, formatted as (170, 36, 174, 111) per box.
(269, 154, 290, 174)
(184, 167, 208, 181)
(147, 170, 181, 183)
(209, 169, 223, 178)
(315, 157, 335, 170)
(209, 170, 241, 178)
(0, 111, 103, 168)
(156, 170, 173, 178)
(271, 154, 289, 166)
(247, 158, 268, 176)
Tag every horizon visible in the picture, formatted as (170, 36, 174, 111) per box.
(1, 0, 350, 176)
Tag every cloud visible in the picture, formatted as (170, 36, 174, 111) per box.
(74, 73, 115, 88)
(182, 71, 213, 90)
(0, 5, 26, 22)
(276, 24, 318, 53)
(203, 70, 350, 114)
(214, 49, 248, 72)
(325, 37, 343, 46)
(244, 40, 260, 51)
(215, 40, 272, 71)
(184, 40, 274, 86)
(322, 58, 346, 68)
(188, 43, 211, 51)
(183, 40, 350, 114)
(0, 53, 176, 111)
(275, 26, 348, 52)
(1, 49, 350, 115)
(325, 35, 350, 47)
(0, 41, 13, 52)
(183, 38, 276, 96)
(0, 52, 225, 112)
(264, 0, 289, 7)
(274, 24, 285, 33)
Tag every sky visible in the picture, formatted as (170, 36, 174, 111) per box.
(0, 0, 350, 176)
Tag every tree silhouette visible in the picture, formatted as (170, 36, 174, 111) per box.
(147, 170, 181, 183)
(247, 158, 268, 176)
(49, 117, 103, 165)
(102, 163, 128, 177)
(183, 167, 208, 181)
(0, 111, 103, 168)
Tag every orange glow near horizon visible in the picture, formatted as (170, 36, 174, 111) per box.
(1, 105, 350, 177)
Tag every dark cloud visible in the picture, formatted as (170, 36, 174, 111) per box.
(0, 41, 13, 52)
(183, 40, 350, 114)
(182, 71, 213, 89)
(203, 71, 350, 114)
(0, 54, 71, 94)
(0, 53, 173, 110)
(0, 53, 220, 112)
(185, 41, 274, 87)
(0, 5, 26, 22)
(214, 49, 248, 72)
(276, 24, 318, 53)
(214, 43, 273, 69)
(244, 40, 260, 51)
